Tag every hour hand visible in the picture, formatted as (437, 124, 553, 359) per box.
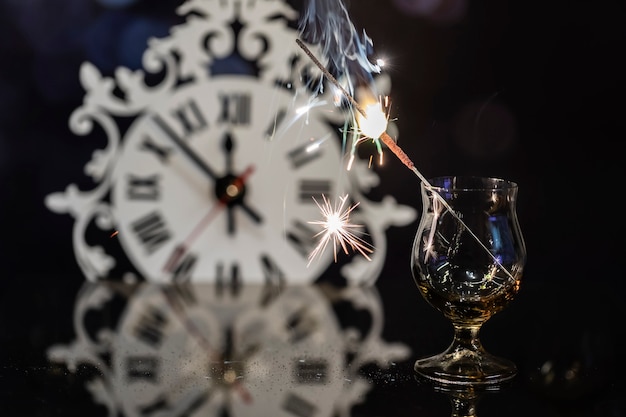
(226, 203, 263, 235)
(239, 204, 262, 224)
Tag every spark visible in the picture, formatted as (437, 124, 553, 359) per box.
(346, 94, 391, 170)
(306, 134, 330, 152)
(359, 100, 389, 140)
(267, 98, 328, 141)
(307, 194, 373, 266)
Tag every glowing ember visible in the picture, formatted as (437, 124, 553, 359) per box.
(358, 101, 389, 140)
(307, 194, 373, 266)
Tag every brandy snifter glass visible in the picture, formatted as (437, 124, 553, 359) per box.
(411, 176, 526, 385)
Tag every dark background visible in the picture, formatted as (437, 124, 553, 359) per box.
(1, 0, 623, 285)
(0, 0, 625, 415)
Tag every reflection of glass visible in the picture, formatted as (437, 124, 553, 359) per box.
(411, 176, 526, 385)
(416, 374, 509, 417)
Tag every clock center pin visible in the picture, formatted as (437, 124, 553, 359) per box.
(226, 184, 240, 197)
(215, 173, 247, 205)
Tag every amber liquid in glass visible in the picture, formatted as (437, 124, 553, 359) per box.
(413, 266, 522, 323)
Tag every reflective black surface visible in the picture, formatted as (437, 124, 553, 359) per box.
(1, 278, 624, 417)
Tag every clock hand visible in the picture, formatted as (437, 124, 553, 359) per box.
(153, 115, 219, 181)
(222, 133, 237, 234)
(164, 165, 256, 275)
(241, 203, 262, 222)
(222, 132, 234, 173)
(225, 199, 263, 235)
(219, 132, 263, 233)
(153, 118, 262, 232)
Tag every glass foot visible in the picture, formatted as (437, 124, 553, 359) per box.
(414, 348, 517, 386)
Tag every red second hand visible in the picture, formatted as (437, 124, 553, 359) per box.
(163, 165, 256, 275)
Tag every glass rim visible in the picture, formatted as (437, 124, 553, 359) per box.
(423, 175, 518, 192)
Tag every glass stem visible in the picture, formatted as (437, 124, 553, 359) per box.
(450, 395, 479, 417)
(449, 323, 485, 355)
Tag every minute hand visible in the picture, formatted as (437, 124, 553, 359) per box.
(152, 116, 218, 180)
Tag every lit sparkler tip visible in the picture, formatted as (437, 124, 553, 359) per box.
(296, 37, 417, 174)
(307, 194, 374, 266)
(357, 98, 390, 140)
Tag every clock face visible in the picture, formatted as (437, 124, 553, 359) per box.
(112, 77, 345, 284)
(111, 283, 347, 417)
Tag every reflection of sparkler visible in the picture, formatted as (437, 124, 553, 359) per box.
(307, 194, 373, 266)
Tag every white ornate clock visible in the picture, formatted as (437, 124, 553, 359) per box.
(44, 0, 416, 284)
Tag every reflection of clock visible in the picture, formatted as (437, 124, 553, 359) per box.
(113, 284, 348, 417)
(111, 77, 344, 283)
(43, 0, 416, 284)
(46, 281, 411, 417)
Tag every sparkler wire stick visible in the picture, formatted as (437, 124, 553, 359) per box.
(296, 39, 418, 175)
(295, 38, 515, 281)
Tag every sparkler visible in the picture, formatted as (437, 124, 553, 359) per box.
(298, 38, 514, 279)
(307, 194, 373, 266)
(296, 38, 425, 183)
(298, 0, 515, 280)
